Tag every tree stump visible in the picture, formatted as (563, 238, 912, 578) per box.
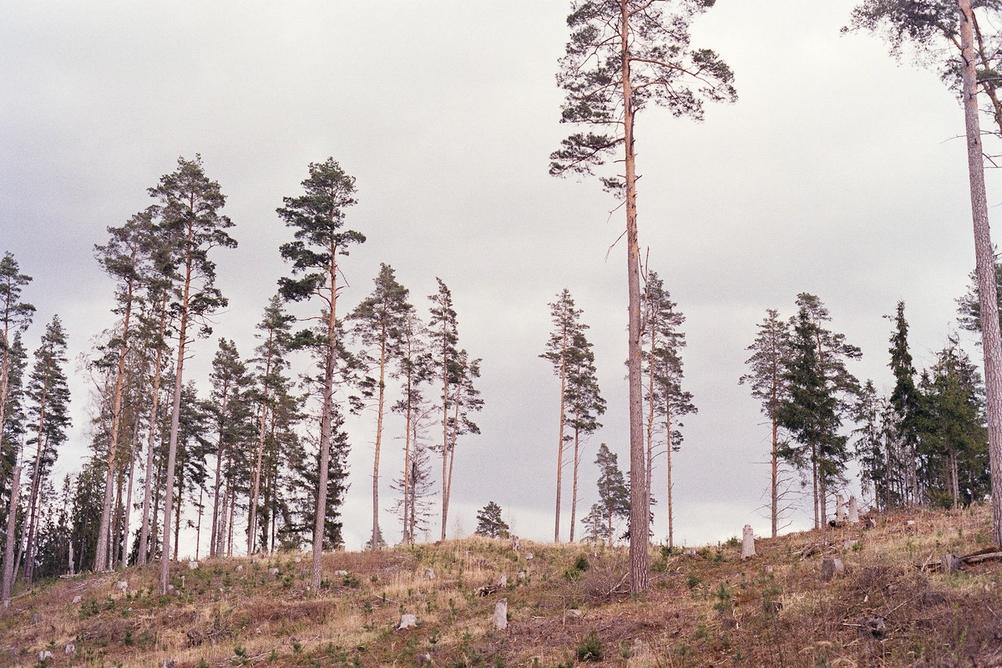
(741, 525, 756, 559)
(942, 553, 962, 574)
(835, 494, 847, 524)
(821, 557, 844, 582)
(398, 613, 418, 630)
(493, 599, 508, 630)
(848, 497, 859, 524)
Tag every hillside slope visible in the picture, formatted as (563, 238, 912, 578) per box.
(2, 506, 1002, 667)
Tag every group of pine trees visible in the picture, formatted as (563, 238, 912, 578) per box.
(0, 155, 485, 604)
(6, 0, 1002, 604)
(544, 269, 695, 549)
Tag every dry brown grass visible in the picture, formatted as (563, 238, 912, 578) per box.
(2, 506, 1002, 666)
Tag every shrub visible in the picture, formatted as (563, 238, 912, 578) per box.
(576, 632, 604, 662)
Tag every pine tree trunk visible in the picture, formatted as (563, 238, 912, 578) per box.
(247, 402, 268, 556)
(95, 276, 135, 572)
(120, 427, 137, 567)
(1, 465, 20, 608)
(371, 335, 387, 549)
(402, 371, 413, 545)
(225, 482, 235, 557)
(621, 0, 649, 593)
(194, 487, 203, 560)
(24, 399, 48, 583)
(569, 427, 580, 542)
(311, 249, 339, 588)
(248, 336, 274, 556)
(216, 485, 228, 559)
(160, 235, 194, 594)
(439, 340, 450, 542)
(138, 300, 167, 567)
(172, 475, 182, 561)
(666, 411, 674, 549)
(554, 333, 567, 543)
(959, 0, 1002, 547)
(110, 466, 124, 569)
(0, 324, 13, 481)
(770, 402, 779, 538)
(209, 383, 230, 559)
(645, 327, 656, 500)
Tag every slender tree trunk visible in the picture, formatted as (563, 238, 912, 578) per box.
(444, 396, 460, 538)
(439, 339, 450, 542)
(311, 249, 339, 588)
(138, 300, 167, 567)
(645, 326, 656, 499)
(110, 465, 124, 569)
(959, 0, 1002, 547)
(770, 416, 779, 539)
(248, 402, 268, 555)
(194, 487, 203, 560)
(160, 239, 194, 594)
(569, 427, 580, 542)
(216, 484, 228, 558)
(173, 475, 182, 561)
(120, 426, 137, 567)
(95, 277, 135, 572)
(23, 400, 47, 583)
(621, 0, 649, 593)
(209, 384, 230, 559)
(402, 370, 413, 545)
(666, 411, 674, 549)
(1, 465, 20, 608)
(811, 442, 819, 530)
(949, 450, 960, 509)
(0, 324, 13, 478)
(371, 335, 387, 549)
(554, 330, 568, 543)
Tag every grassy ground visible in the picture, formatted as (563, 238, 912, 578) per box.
(3, 505, 1002, 667)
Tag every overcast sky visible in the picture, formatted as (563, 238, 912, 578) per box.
(0, 1, 990, 553)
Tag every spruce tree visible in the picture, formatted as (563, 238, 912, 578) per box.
(351, 264, 412, 550)
(23, 316, 71, 583)
(740, 308, 792, 537)
(149, 155, 235, 592)
(277, 157, 364, 587)
(887, 301, 922, 504)
(778, 295, 860, 529)
(474, 501, 510, 539)
(552, 0, 736, 593)
(921, 340, 988, 508)
(582, 443, 630, 546)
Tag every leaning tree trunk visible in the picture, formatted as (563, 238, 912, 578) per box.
(959, 0, 1002, 548)
(621, 0, 649, 594)
(1, 465, 20, 608)
(138, 300, 167, 567)
(311, 249, 339, 589)
(160, 242, 193, 595)
(23, 402, 48, 583)
(94, 277, 134, 573)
